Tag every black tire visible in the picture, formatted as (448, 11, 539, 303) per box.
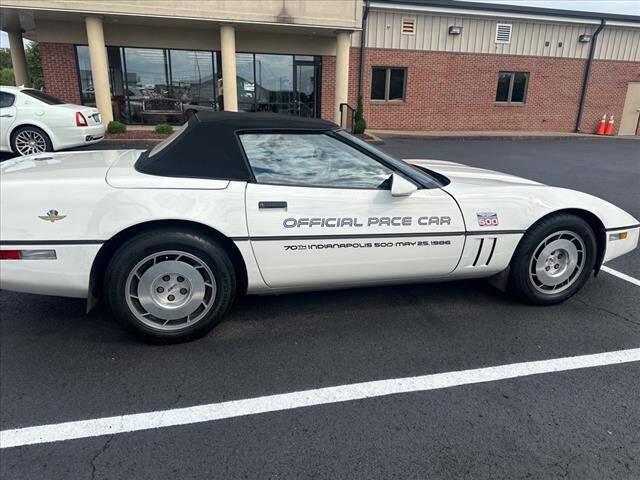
(508, 214, 597, 305)
(11, 125, 53, 156)
(104, 229, 236, 343)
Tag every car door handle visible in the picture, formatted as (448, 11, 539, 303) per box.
(0, 114, 14, 118)
(258, 201, 287, 209)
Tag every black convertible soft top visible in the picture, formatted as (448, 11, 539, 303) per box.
(135, 111, 338, 180)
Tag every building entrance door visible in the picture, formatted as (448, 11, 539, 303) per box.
(619, 82, 640, 136)
(294, 62, 320, 118)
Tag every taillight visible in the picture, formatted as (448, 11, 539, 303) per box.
(0, 249, 56, 260)
(75, 111, 88, 127)
(0, 250, 21, 260)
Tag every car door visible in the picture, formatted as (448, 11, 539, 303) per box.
(241, 131, 465, 289)
(0, 91, 17, 151)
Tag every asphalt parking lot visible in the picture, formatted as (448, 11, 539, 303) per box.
(1, 137, 639, 479)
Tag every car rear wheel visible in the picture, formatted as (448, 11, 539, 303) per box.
(104, 230, 236, 343)
(11, 126, 53, 156)
(508, 214, 597, 305)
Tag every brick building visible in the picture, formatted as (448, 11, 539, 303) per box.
(2, 0, 639, 135)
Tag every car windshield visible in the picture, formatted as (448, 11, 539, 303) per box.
(21, 89, 66, 105)
(148, 124, 188, 157)
(334, 130, 446, 188)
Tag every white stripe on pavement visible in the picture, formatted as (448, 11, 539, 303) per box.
(2, 348, 640, 449)
(602, 265, 640, 287)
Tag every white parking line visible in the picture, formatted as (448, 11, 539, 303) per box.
(2, 348, 640, 449)
(602, 265, 640, 287)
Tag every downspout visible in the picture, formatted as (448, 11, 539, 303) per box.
(575, 18, 605, 133)
(357, 0, 370, 101)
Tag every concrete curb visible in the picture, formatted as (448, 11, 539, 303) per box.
(368, 131, 640, 142)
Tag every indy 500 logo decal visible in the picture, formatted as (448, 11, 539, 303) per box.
(476, 212, 499, 227)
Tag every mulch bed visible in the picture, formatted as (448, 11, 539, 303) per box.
(105, 131, 169, 140)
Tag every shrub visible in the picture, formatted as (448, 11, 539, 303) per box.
(107, 121, 126, 134)
(353, 95, 367, 135)
(155, 123, 174, 135)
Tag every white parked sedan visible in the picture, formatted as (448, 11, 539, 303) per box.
(0, 112, 638, 343)
(0, 86, 105, 156)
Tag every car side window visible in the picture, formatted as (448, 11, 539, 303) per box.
(0, 92, 16, 108)
(240, 133, 394, 189)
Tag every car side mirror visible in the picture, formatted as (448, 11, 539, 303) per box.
(391, 173, 418, 197)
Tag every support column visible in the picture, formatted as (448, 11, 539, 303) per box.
(334, 31, 351, 125)
(220, 25, 238, 112)
(7, 31, 29, 87)
(85, 16, 113, 123)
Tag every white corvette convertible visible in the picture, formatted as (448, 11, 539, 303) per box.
(1, 112, 638, 342)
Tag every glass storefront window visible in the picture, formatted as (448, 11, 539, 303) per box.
(234, 53, 320, 117)
(236, 53, 255, 112)
(75, 45, 217, 124)
(123, 48, 169, 124)
(255, 54, 293, 114)
(170, 50, 217, 113)
(75, 46, 320, 122)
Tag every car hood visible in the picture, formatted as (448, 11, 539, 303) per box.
(0, 150, 142, 184)
(405, 159, 542, 187)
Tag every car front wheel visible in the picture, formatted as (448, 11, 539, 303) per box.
(104, 230, 236, 343)
(11, 126, 53, 156)
(508, 214, 597, 305)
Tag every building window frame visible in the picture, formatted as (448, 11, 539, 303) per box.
(495, 71, 529, 104)
(370, 66, 407, 102)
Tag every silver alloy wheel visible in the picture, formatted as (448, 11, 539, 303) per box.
(125, 250, 216, 331)
(529, 230, 586, 294)
(14, 129, 47, 156)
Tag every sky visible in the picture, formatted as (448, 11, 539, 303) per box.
(1, 0, 639, 48)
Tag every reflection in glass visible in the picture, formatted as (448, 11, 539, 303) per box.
(495, 72, 511, 102)
(371, 68, 386, 100)
(511, 72, 528, 102)
(76, 46, 217, 124)
(77, 45, 126, 120)
(123, 48, 168, 123)
(241, 133, 393, 189)
(255, 54, 294, 114)
(234, 53, 320, 117)
(388, 69, 405, 100)
(170, 50, 216, 112)
(236, 53, 255, 112)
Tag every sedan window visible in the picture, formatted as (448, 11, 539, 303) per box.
(240, 133, 394, 189)
(21, 89, 66, 105)
(0, 92, 15, 108)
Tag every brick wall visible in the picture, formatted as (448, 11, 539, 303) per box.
(39, 43, 81, 105)
(324, 46, 640, 133)
(580, 60, 640, 134)
(320, 56, 336, 122)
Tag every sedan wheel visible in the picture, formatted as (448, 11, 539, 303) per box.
(12, 127, 52, 156)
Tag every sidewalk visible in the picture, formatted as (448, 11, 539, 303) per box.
(367, 129, 640, 141)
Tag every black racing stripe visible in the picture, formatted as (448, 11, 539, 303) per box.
(247, 232, 467, 241)
(466, 230, 525, 236)
(605, 224, 640, 232)
(234, 230, 526, 242)
(0, 240, 105, 246)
